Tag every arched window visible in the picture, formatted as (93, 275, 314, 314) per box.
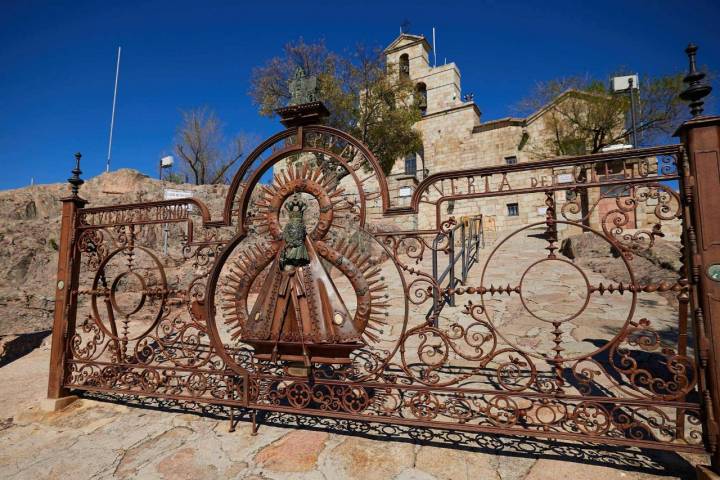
(415, 82, 427, 115)
(399, 53, 410, 79)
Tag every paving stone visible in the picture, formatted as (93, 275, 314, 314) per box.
(115, 426, 195, 478)
(525, 458, 664, 480)
(223, 460, 250, 478)
(415, 445, 500, 480)
(395, 467, 438, 479)
(493, 454, 537, 480)
(155, 447, 217, 479)
(255, 430, 328, 473)
(326, 436, 415, 479)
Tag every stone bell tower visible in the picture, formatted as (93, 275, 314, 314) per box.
(383, 32, 465, 116)
(382, 33, 481, 214)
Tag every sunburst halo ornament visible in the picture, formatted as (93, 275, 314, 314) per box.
(221, 162, 388, 365)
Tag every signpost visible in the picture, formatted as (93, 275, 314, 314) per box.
(162, 188, 193, 254)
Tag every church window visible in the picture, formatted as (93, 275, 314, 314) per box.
(416, 83, 427, 116)
(405, 154, 417, 175)
(399, 54, 410, 79)
(507, 203, 519, 216)
(505, 156, 518, 165)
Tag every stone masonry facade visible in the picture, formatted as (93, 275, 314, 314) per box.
(378, 33, 679, 240)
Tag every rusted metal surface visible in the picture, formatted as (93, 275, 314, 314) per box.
(676, 116, 720, 468)
(221, 172, 384, 365)
(47, 153, 87, 399)
(49, 121, 712, 457)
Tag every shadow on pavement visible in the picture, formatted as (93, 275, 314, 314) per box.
(82, 391, 702, 478)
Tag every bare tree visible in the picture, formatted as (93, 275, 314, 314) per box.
(174, 107, 249, 184)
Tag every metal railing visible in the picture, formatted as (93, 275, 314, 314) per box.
(429, 215, 484, 324)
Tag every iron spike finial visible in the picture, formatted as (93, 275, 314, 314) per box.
(680, 43, 712, 117)
(68, 151, 84, 196)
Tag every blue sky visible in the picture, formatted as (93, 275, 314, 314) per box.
(1, 0, 718, 190)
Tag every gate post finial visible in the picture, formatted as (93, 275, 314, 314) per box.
(68, 152, 84, 196)
(680, 43, 712, 117)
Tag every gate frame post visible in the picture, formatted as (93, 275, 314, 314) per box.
(47, 154, 87, 403)
(674, 43, 720, 478)
(678, 116, 720, 476)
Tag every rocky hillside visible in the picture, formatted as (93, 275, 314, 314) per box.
(560, 231, 683, 305)
(0, 169, 229, 339)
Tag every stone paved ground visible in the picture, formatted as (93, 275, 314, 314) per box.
(0, 342, 710, 479)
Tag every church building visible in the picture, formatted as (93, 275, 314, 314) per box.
(382, 33, 568, 231)
(380, 33, 670, 239)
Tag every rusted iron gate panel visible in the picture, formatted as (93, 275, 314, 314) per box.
(50, 124, 713, 455)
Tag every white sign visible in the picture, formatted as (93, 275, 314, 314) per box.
(164, 189, 194, 212)
(398, 186, 413, 198)
(164, 188, 193, 200)
(600, 144, 633, 152)
(537, 206, 548, 216)
(611, 74, 640, 92)
(556, 173, 573, 184)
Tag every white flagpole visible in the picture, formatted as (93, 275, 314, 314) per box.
(432, 27, 437, 67)
(106, 46, 121, 173)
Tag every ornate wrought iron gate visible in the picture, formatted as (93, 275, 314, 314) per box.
(47, 47, 720, 472)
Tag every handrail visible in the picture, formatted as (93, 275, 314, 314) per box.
(428, 215, 484, 324)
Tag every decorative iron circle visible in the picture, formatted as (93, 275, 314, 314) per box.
(90, 246, 168, 342)
(518, 258, 591, 324)
(479, 220, 637, 363)
(109, 271, 147, 316)
(227, 125, 393, 234)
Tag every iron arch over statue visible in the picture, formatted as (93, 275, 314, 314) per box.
(204, 119, 397, 375)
